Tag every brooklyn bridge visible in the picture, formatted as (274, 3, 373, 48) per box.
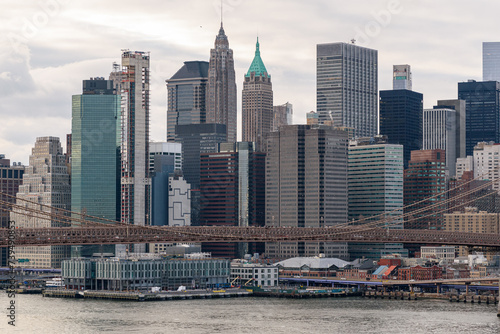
(1, 168, 500, 249)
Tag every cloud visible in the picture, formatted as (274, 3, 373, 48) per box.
(2, 0, 500, 163)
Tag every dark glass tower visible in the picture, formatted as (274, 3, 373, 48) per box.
(175, 123, 227, 226)
(458, 80, 500, 156)
(379, 89, 423, 168)
(200, 142, 266, 258)
(207, 24, 237, 143)
(166, 61, 209, 142)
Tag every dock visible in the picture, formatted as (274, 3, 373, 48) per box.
(42, 288, 252, 301)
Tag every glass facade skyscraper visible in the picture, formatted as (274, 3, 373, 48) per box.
(379, 89, 423, 168)
(483, 42, 500, 82)
(71, 78, 121, 257)
(166, 61, 208, 142)
(458, 80, 500, 156)
(316, 42, 378, 137)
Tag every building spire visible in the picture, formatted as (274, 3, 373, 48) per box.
(246, 37, 268, 77)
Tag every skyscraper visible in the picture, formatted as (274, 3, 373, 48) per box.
(11, 137, 71, 268)
(242, 38, 273, 152)
(379, 89, 423, 168)
(436, 99, 466, 159)
(404, 149, 447, 230)
(393, 64, 412, 90)
(0, 155, 24, 266)
(458, 80, 500, 156)
(423, 108, 457, 177)
(265, 125, 349, 259)
(175, 123, 227, 225)
(166, 61, 209, 142)
(71, 77, 121, 257)
(207, 24, 237, 143)
(316, 42, 378, 136)
(272, 102, 293, 132)
(111, 50, 150, 254)
(347, 137, 407, 260)
(200, 142, 265, 258)
(483, 42, 500, 81)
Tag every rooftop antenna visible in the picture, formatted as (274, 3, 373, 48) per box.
(220, 0, 223, 27)
(351, 38, 356, 44)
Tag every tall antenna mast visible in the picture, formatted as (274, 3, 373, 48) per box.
(221, 0, 223, 27)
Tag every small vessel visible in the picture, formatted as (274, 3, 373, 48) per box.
(45, 277, 64, 288)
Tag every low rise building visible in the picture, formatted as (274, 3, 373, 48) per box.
(61, 253, 230, 291)
(420, 246, 455, 261)
(275, 257, 350, 278)
(397, 265, 442, 281)
(230, 260, 279, 287)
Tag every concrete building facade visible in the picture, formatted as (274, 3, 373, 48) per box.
(11, 137, 71, 268)
(111, 51, 151, 254)
(265, 125, 349, 259)
(423, 108, 457, 177)
(317, 42, 378, 137)
(272, 102, 293, 132)
(207, 24, 237, 143)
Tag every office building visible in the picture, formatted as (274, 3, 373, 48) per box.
(207, 24, 237, 143)
(393, 64, 412, 90)
(473, 142, 500, 193)
(11, 137, 71, 268)
(0, 156, 24, 266)
(175, 123, 227, 226)
(455, 156, 473, 179)
(420, 246, 456, 261)
(458, 80, 500, 156)
(306, 111, 319, 126)
(316, 42, 378, 137)
(166, 61, 208, 142)
(149, 142, 182, 173)
(404, 149, 447, 230)
(379, 89, 423, 169)
(200, 142, 265, 258)
(71, 77, 121, 257)
(347, 137, 407, 260)
(436, 99, 466, 159)
(483, 42, 500, 82)
(265, 125, 349, 259)
(230, 261, 279, 287)
(423, 108, 457, 177)
(62, 253, 230, 291)
(242, 38, 273, 152)
(273, 102, 293, 132)
(110, 51, 151, 254)
(444, 207, 499, 260)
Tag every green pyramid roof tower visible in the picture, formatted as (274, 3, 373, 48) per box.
(245, 37, 269, 77)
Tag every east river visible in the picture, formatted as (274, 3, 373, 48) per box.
(1, 294, 499, 333)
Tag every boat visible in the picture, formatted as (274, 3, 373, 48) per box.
(45, 277, 64, 288)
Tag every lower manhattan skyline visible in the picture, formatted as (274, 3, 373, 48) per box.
(2, 0, 500, 163)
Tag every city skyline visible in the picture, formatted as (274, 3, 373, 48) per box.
(2, 0, 500, 163)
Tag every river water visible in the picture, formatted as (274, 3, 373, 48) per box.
(1, 294, 499, 333)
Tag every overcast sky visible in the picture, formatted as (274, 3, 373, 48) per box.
(0, 0, 498, 164)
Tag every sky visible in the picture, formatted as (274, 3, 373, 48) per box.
(0, 0, 498, 164)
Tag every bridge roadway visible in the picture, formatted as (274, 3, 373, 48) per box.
(1, 225, 500, 247)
